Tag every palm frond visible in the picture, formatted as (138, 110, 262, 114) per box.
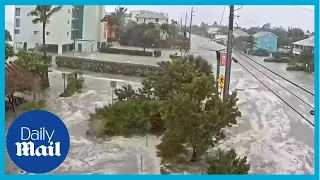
(32, 18, 42, 24)
(28, 10, 39, 17)
(47, 6, 62, 17)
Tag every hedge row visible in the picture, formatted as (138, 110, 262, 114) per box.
(99, 47, 154, 57)
(286, 65, 305, 71)
(55, 56, 158, 77)
(264, 57, 291, 63)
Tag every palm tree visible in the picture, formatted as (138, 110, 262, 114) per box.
(28, 5, 62, 87)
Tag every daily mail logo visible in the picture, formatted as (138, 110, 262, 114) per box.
(6, 110, 70, 174)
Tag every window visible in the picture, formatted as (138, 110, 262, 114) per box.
(144, 18, 146, 23)
(67, 32, 69, 35)
(155, 19, 159, 22)
(46, 32, 50, 35)
(14, 29, 20, 34)
(68, 9, 71, 13)
(15, 8, 21, 16)
(67, 21, 70, 24)
(34, 31, 39, 35)
(71, 19, 75, 29)
(15, 18, 20, 27)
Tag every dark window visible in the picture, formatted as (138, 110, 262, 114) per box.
(155, 19, 159, 22)
(14, 29, 20, 34)
(15, 8, 21, 16)
(15, 19, 20, 27)
(71, 19, 75, 29)
(144, 18, 146, 23)
(46, 32, 50, 35)
(34, 31, 39, 35)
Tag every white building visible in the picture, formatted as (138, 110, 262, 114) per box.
(292, 36, 314, 55)
(13, 5, 105, 54)
(127, 10, 169, 25)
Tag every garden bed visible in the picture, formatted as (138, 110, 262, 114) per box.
(99, 47, 154, 57)
(55, 56, 158, 77)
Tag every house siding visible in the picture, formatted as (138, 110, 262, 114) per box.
(253, 33, 278, 52)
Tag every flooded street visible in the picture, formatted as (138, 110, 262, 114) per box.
(6, 35, 314, 174)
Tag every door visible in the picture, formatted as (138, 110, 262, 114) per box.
(78, 43, 82, 52)
(23, 42, 27, 51)
(97, 42, 100, 49)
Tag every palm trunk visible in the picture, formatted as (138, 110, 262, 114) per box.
(42, 22, 49, 87)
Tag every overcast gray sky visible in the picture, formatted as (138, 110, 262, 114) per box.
(5, 5, 315, 33)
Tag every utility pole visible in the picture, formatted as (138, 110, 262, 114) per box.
(223, 5, 234, 100)
(73, 6, 78, 57)
(188, 6, 195, 41)
(180, 17, 183, 30)
(184, 13, 188, 28)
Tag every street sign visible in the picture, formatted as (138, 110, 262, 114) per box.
(110, 81, 117, 89)
(220, 53, 227, 66)
(218, 75, 225, 89)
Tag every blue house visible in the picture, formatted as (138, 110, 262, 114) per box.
(252, 31, 278, 52)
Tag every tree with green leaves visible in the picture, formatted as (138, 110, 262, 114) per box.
(205, 149, 250, 174)
(5, 29, 12, 41)
(28, 5, 62, 87)
(5, 43, 14, 60)
(13, 50, 47, 87)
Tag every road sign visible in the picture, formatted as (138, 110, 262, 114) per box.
(110, 81, 117, 89)
(220, 53, 227, 66)
(218, 75, 225, 89)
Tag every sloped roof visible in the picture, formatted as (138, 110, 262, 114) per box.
(252, 31, 278, 38)
(5, 63, 42, 96)
(136, 11, 168, 19)
(233, 29, 249, 37)
(292, 36, 314, 47)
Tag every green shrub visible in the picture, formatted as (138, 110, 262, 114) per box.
(55, 56, 158, 77)
(264, 57, 292, 63)
(154, 50, 162, 57)
(252, 48, 270, 56)
(88, 99, 164, 136)
(60, 72, 85, 97)
(24, 100, 46, 111)
(169, 54, 181, 59)
(286, 65, 305, 71)
(99, 47, 153, 57)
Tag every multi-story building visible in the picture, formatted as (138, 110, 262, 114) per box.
(13, 5, 105, 54)
(127, 10, 169, 25)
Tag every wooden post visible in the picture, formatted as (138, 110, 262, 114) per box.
(140, 155, 143, 172)
(11, 93, 15, 113)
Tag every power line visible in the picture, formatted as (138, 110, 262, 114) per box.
(235, 51, 314, 96)
(219, 6, 226, 25)
(233, 53, 314, 109)
(292, 5, 314, 12)
(232, 57, 314, 127)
